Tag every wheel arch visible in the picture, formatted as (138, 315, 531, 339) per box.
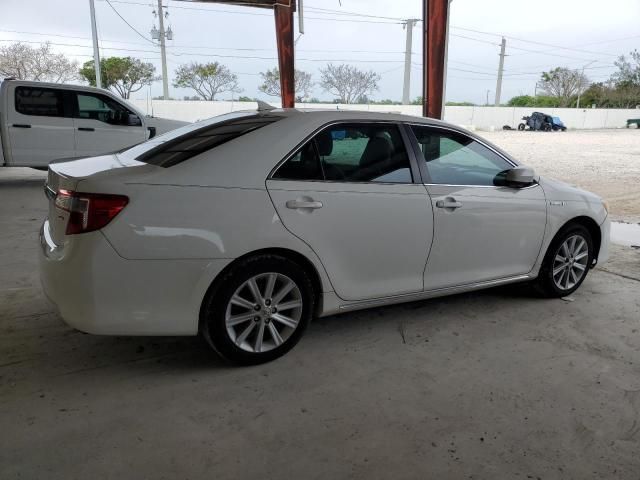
(198, 247, 324, 331)
(559, 215, 602, 264)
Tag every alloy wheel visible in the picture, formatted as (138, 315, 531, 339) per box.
(552, 234, 589, 291)
(225, 272, 303, 353)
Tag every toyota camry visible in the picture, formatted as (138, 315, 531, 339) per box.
(40, 107, 610, 364)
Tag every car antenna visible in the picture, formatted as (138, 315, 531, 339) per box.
(256, 100, 276, 112)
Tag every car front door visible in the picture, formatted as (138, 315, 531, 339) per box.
(73, 91, 146, 157)
(7, 85, 75, 167)
(408, 125, 547, 291)
(267, 122, 433, 301)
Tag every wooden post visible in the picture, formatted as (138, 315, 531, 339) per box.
(274, 3, 295, 108)
(423, 0, 450, 119)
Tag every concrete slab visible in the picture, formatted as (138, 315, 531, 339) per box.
(1, 168, 639, 479)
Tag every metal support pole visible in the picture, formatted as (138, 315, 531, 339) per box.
(274, 3, 295, 108)
(422, 0, 451, 119)
(157, 0, 169, 100)
(89, 0, 102, 89)
(402, 19, 417, 105)
(494, 37, 506, 106)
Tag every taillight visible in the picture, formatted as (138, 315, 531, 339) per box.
(55, 189, 128, 235)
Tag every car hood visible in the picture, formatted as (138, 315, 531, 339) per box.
(538, 176, 602, 204)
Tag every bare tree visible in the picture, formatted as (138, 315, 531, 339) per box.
(539, 67, 590, 107)
(259, 67, 313, 101)
(173, 62, 241, 101)
(0, 42, 79, 83)
(319, 64, 380, 104)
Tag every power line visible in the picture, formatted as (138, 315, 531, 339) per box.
(103, 0, 156, 44)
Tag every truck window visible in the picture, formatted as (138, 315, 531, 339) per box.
(15, 87, 65, 117)
(76, 92, 138, 125)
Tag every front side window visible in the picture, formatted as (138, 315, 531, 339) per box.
(410, 125, 513, 186)
(15, 87, 65, 117)
(273, 123, 413, 183)
(76, 92, 138, 125)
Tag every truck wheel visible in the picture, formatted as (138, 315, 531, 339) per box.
(517, 123, 526, 131)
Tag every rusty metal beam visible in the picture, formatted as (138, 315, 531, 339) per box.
(274, 3, 295, 108)
(423, 0, 450, 119)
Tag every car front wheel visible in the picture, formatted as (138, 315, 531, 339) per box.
(201, 254, 314, 365)
(535, 224, 593, 297)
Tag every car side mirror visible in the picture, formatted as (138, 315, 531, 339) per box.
(505, 166, 535, 187)
(127, 114, 142, 126)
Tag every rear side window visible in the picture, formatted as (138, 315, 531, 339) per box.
(137, 114, 283, 167)
(15, 87, 65, 117)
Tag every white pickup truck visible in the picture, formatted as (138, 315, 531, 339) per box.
(0, 79, 187, 168)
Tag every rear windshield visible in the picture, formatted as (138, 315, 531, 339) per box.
(124, 112, 284, 167)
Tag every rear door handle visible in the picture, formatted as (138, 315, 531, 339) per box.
(77, 127, 95, 132)
(286, 200, 323, 210)
(435, 199, 463, 209)
(12, 124, 31, 128)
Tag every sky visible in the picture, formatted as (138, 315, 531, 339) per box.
(2, 0, 639, 104)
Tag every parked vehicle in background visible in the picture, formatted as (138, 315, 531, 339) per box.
(0, 79, 187, 168)
(626, 118, 640, 128)
(39, 107, 609, 365)
(518, 112, 567, 132)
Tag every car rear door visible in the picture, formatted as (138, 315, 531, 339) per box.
(6, 85, 75, 167)
(73, 91, 146, 157)
(267, 122, 433, 302)
(408, 124, 547, 290)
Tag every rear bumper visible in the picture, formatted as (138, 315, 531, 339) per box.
(39, 220, 231, 335)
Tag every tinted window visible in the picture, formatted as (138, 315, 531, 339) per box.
(137, 114, 283, 167)
(274, 123, 412, 183)
(410, 126, 512, 186)
(15, 87, 64, 117)
(76, 92, 138, 125)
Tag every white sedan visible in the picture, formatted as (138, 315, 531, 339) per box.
(40, 108, 610, 364)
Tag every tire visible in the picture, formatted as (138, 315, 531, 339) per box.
(201, 254, 315, 365)
(534, 223, 593, 298)
(518, 123, 526, 131)
(542, 123, 552, 132)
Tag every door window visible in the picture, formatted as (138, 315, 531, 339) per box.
(15, 87, 65, 117)
(76, 92, 139, 125)
(273, 123, 412, 183)
(410, 125, 513, 186)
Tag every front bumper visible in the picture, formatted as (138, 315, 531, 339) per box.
(39, 219, 231, 336)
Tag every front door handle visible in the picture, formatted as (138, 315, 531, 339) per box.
(286, 200, 323, 210)
(435, 198, 463, 209)
(77, 127, 95, 132)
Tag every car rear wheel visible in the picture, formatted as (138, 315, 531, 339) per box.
(201, 254, 314, 365)
(535, 224, 593, 297)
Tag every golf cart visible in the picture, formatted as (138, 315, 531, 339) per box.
(518, 112, 566, 132)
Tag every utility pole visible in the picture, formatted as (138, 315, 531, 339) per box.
(89, 0, 102, 88)
(402, 19, 417, 105)
(494, 37, 506, 106)
(157, 0, 169, 100)
(576, 60, 596, 109)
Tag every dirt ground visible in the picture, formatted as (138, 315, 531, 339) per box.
(483, 129, 640, 222)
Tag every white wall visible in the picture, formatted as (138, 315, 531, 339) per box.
(130, 99, 640, 131)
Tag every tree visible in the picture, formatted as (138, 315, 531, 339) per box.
(319, 64, 380, 104)
(259, 67, 313, 101)
(173, 62, 240, 101)
(507, 95, 560, 107)
(539, 67, 590, 107)
(79, 57, 157, 99)
(610, 50, 640, 108)
(0, 42, 79, 83)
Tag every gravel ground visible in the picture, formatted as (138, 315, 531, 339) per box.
(482, 129, 640, 222)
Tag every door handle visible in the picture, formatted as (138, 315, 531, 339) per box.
(12, 124, 31, 128)
(77, 127, 95, 132)
(435, 198, 463, 209)
(286, 200, 323, 210)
